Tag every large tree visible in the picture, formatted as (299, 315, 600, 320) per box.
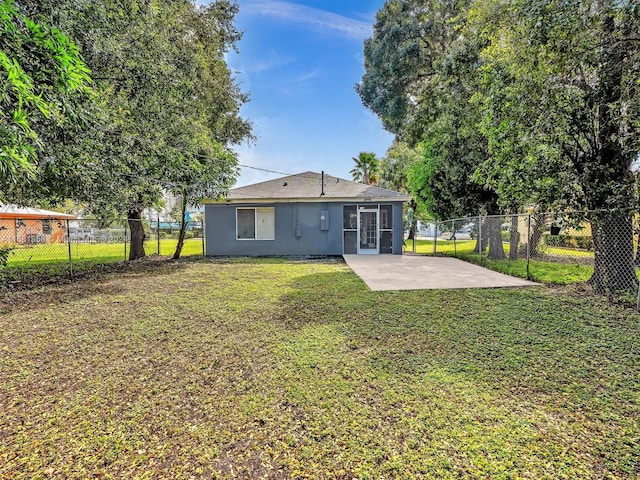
(10, 0, 251, 260)
(361, 0, 640, 289)
(358, 0, 505, 258)
(469, 0, 640, 292)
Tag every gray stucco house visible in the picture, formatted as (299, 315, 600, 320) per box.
(203, 171, 411, 256)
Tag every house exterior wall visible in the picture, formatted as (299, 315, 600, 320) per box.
(0, 217, 67, 245)
(205, 202, 405, 256)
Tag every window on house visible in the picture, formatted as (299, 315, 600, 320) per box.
(343, 205, 357, 229)
(380, 205, 393, 229)
(343, 205, 358, 253)
(42, 219, 52, 234)
(237, 207, 275, 240)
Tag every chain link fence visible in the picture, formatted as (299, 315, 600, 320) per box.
(410, 210, 640, 308)
(0, 217, 205, 284)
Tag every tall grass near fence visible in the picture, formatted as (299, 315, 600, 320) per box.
(408, 239, 595, 284)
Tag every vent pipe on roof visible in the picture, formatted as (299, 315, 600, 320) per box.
(321, 171, 325, 196)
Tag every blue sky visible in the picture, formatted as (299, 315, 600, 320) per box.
(213, 0, 392, 186)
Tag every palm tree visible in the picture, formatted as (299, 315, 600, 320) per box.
(350, 152, 380, 185)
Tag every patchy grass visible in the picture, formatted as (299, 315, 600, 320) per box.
(407, 239, 594, 284)
(0, 258, 638, 478)
(456, 253, 594, 285)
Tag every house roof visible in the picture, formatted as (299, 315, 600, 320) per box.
(210, 172, 412, 203)
(0, 204, 76, 219)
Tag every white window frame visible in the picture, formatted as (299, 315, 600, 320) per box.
(236, 207, 275, 240)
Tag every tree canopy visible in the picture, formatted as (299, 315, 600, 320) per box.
(350, 151, 381, 185)
(360, 0, 640, 291)
(4, 0, 252, 259)
(0, 0, 90, 192)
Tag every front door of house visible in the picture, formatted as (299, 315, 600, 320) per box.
(357, 209, 379, 254)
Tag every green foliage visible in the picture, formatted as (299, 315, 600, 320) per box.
(543, 233, 593, 250)
(468, 0, 640, 212)
(362, 0, 640, 291)
(0, 245, 12, 269)
(378, 141, 421, 193)
(350, 151, 380, 185)
(5, 0, 251, 260)
(0, 0, 91, 193)
(357, 0, 464, 140)
(359, 0, 501, 221)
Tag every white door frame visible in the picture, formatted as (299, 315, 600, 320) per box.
(357, 208, 379, 254)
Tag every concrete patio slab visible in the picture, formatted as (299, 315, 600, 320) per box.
(343, 254, 539, 291)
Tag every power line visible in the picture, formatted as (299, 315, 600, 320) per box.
(76, 138, 337, 198)
(117, 139, 325, 184)
(237, 163, 295, 177)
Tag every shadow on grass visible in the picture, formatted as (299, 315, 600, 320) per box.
(0, 257, 193, 314)
(275, 269, 640, 415)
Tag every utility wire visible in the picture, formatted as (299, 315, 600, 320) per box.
(85, 135, 341, 200)
(237, 163, 295, 177)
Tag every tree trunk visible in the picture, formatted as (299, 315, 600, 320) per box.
(530, 213, 546, 256)
(406, 200, 417, 240)
(509, 215, 519, 260)
(173, 191, 188, 260)
(127, 207, 146, 260)
(583, 5, 637, 294)
(589, 212, 637, 294)
(486, 216, 505, 260)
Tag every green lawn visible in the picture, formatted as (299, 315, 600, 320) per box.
(6, 237, 204, 268)
(407, 238, 595, 284)
(1, 258, 638, 478)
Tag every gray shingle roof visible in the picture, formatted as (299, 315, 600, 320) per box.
(221, 172, 411, 202)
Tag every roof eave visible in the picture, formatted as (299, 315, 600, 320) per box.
(203, 196, 412, 204)
(0, 213, 76, 219)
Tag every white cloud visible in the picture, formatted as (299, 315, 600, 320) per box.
(241, 1, 372, 40)
(295, 68, 322, 83)
(249, 50, 297, 74)
(229, 49, 296, 75)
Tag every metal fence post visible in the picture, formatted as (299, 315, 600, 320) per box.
(478, 216, 482, 266)
(433, 220, 438, 255)
(452, 219, 457, 257)
(526, 213, 531, 280)
(66, 219, 73, 279)
(157, 216, 161, 256)
(124, 220, 128, 261)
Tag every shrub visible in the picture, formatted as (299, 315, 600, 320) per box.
(543, 233, 593, 250)
(0, 246, 13, 268)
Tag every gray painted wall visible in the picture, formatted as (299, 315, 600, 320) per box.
(205, 202, 405, 256)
